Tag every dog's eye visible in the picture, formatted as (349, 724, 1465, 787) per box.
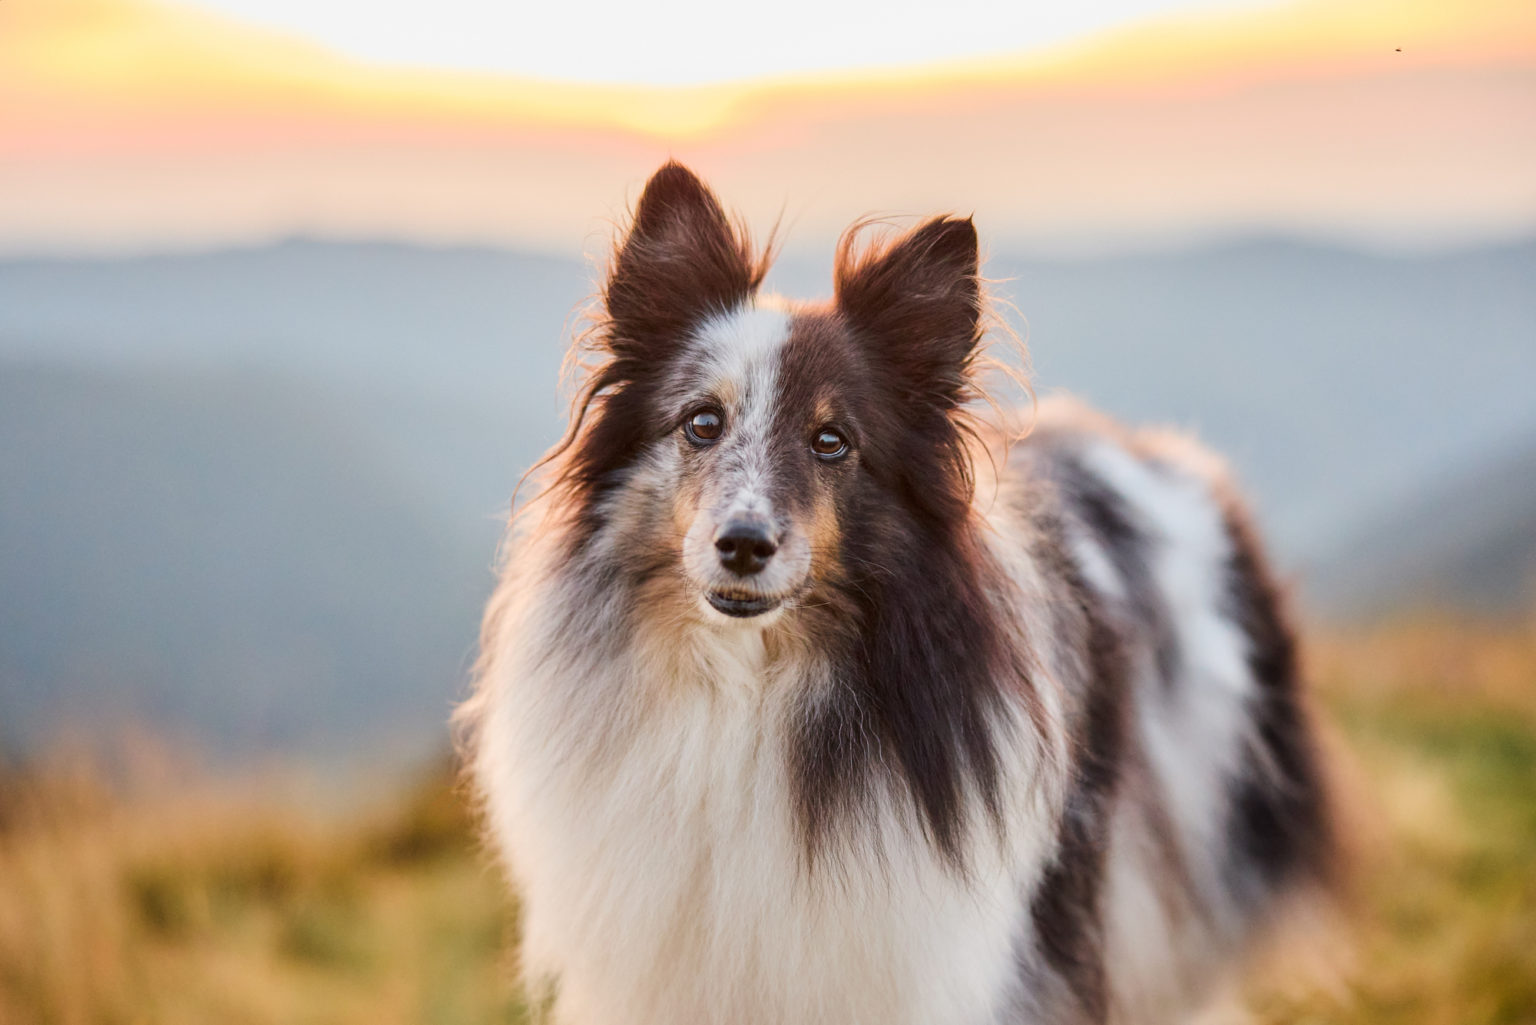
(811, 429, 849, 460)
(684, 409, 724, 445)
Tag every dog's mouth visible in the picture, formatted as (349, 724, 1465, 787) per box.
(705, 590, 781, 618)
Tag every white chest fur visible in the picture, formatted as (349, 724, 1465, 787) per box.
(471, 596, 1047, 1025)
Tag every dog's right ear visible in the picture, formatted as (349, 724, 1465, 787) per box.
(604, 162, 761, 359)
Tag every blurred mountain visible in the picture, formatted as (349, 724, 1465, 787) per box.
(1306, 437, 1536, 619)
(0, 362, 500, 761)
(0, 240, 586, 410)
(981, 239, 1536, 555)
(1, 236, 1533, 760)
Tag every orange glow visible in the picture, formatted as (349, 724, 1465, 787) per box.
(1, 0, 1531, 251)
(5, 0, 1532, 140)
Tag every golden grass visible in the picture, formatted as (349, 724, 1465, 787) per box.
(1251, 616, 1536, 1025)
(0, 763, 532, 1025)
(2, 616, 1533, 1024)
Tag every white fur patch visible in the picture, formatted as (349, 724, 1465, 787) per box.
(1080, 439, 1256, 938)
(689, 300, 792, 520)
(691, 300, 792, 382)
(472, 537, 1056, 1025)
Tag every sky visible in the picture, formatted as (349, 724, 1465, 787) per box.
(176, 0, 1281, 84)
(0, 0, 1532, 255)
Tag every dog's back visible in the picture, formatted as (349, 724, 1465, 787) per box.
(993, 398, 1335, 1021)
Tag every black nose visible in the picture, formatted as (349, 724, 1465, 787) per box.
(715, 519, 778, 576)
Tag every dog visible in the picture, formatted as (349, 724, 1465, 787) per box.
(458, 162, 1337, 1024)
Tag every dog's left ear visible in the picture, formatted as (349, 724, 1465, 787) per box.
(835, 217, 982, 410)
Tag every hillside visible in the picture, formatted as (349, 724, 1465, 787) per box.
(0, 240, 585, 409)
(1308, 437, 1536, 618)
(0, 363, 492, 760)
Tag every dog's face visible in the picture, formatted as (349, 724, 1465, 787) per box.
(667, 302, 849, 622)
(556, 163, 985, 629)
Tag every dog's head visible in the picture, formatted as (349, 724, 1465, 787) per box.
(549, 162, 988, 629)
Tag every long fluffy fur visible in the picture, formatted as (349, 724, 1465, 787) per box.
(457, 163, 1336, 1024)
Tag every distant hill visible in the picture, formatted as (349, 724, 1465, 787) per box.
(2, 236, 1533, 760)
(0, 240, 587, 408)
(981, 239, 1536, 555)
(1307, 437, 1536, 619)
(0, 362, 493, 760)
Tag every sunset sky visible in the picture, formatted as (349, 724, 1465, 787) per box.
(1, 0, 1532, 254)
(164, 0, 1283, 84)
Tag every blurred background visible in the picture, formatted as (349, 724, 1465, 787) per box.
(1, 0, 1532, 1021)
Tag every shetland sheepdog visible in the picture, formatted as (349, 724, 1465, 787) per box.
(458, 162, 1337, 1024)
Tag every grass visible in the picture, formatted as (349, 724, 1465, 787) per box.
(1252, 616, 1536, 1025)
(2, 616, 1534, 1024)
(0, 762, 533, 1025)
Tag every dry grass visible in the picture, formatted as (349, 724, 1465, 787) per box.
(0, 761, 532, 1025)
(2, 616, 1533, 1024)
(1250, 615, 1536, 1025)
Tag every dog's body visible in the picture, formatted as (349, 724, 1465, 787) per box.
(460, 164, 1335, 1024)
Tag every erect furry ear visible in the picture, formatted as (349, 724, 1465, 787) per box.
(604, 162, 764, 359)
(834, 217, 982, 409)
